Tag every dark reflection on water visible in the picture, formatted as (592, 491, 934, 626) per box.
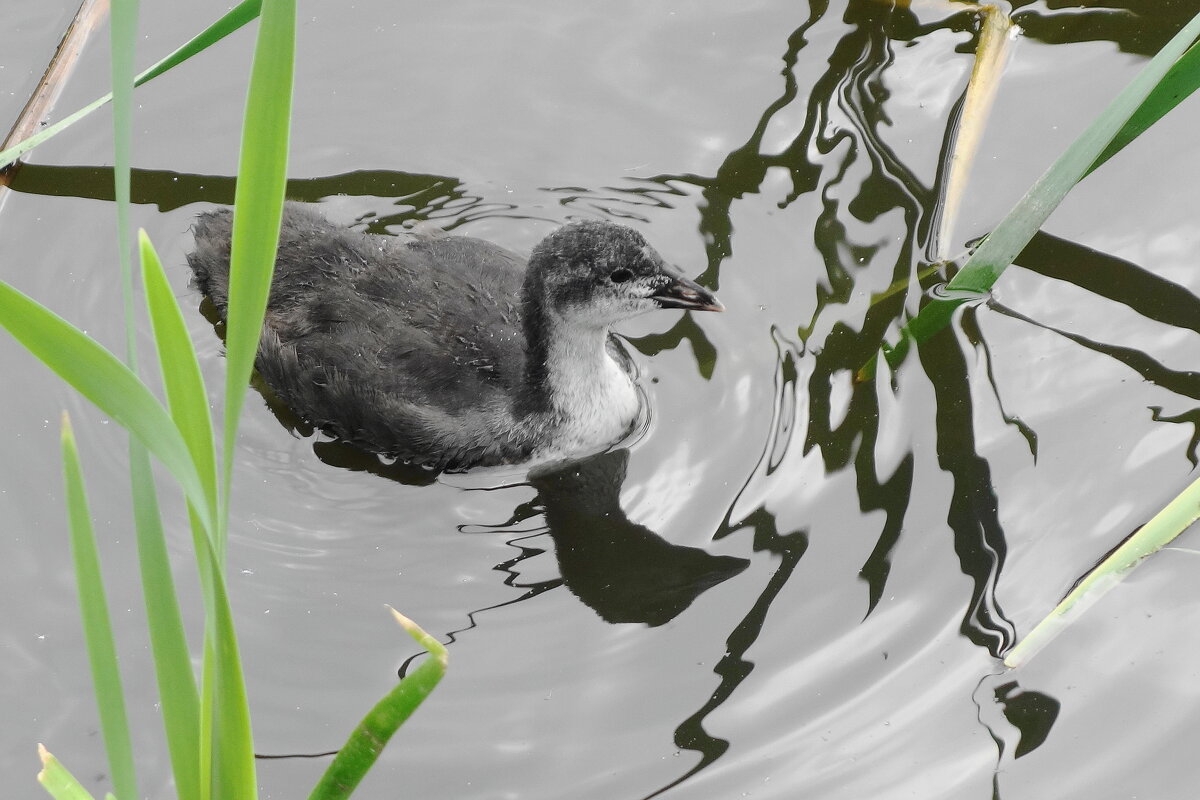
(638, 0, 967, 644)
(993, 681, 1061, 759)
(348, 449, 754, 631)
(993, 299, 1200, 464)
(991, 225, 1200, 469)
(648, 529, 806, 800)
(627, 312, 719, 379)
(310, 440, 440, 487)
(920, 309, 1016, 656)
(9, 163, 534, 233)
(531, 451, 750, 626)
(1011, 0, 1200, 55)
(1017, 230, 1200, 337)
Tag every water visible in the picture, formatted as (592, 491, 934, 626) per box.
(4, 1, 1200, 798)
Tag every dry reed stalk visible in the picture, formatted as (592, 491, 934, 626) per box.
(0, 0, 110, 191)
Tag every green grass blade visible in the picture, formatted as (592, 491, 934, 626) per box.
(199, 637, 216, 800)
(130, 0, 263, 88)
(0, 282, 214, 536)
(36, 745, 98, 800)
(0, 0, 262, 171)
(201, 5, 298, 793)
(206, 573, 257, 800)
(139, 231, 216, 800)
(128, 444, 203, 800)
(308, 610, 448, 800)
(946, 11, 1200, 293)
(111, 0, 139, 363)
(141, 231, 218, 506)
(1005, 473, 1200, 668)
(1088, 40, 1200, 176)
(221, 0, 295, 540)
(108, 3, 206, 795)
(145, 230, 254, 796)
(183, 529, 255, 798)
(60, 415, 137, 800)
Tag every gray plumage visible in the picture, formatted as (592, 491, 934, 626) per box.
(187, 203, 722, 470)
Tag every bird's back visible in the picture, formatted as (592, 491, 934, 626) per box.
(187, 203, 534, 467)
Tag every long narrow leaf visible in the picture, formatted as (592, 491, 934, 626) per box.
(178, 511, 256, 800)
(1005, 472, 1200, 668)
(308, 610, 448, 800)
(199, 637, 216, 800)
(0, 281, 214, 536)
(221, 0, 295, 539)
(107, 4, 205, 797)
(141, 232, 218, 505)
(60, 415, 137, 800)
(128, 444, 203, 800)
(111, 0, 139, 362)
(207, 2, 297, 796)
(36, 745, 97, 800)
(0, 0, 262, 171)
(1087, 39, 1200, 176)
(139, 231, 214, 800)
(947, 11, 1200, 293)
(206, 566, 256, 799)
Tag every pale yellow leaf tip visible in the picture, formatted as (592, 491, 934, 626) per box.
(386, 604, 416, 633)
(37, 742, 52, 780)
(386, 605, 448, 667)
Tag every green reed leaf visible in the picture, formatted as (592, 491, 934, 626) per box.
(143, 228, 255, 798)
(221, 0, 295, 540)
(131, 233, 210, 800)
(60, 415, 137, 800)
(203, 549, 256, 800)
(141, 232, 219, 507)
(111, 0, 139, 362)
(128, 442, 203, 800)
(206, 2, 297, 796)
(308, 610, 448, 800)
(1087, 39, 1200, 176)
(106, 0, 207, 793)
(1005, 472, 1200, 668)
(36, 745, 97, 800)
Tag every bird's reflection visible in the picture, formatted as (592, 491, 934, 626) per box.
(305, 439, 748, 625)
(529, 450, 749, 626)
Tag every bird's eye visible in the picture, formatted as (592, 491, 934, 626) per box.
(609, 268, 633, 284)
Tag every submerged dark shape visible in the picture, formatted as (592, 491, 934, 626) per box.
(532, 450, 749, 625)
(187, 203, 722, 470)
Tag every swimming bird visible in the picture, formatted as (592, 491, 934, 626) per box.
(187, 203, 723, 470)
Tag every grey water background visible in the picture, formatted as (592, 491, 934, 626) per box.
(4, 1, 1200, 797)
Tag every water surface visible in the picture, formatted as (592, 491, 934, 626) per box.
(4, 2, 1200, 798)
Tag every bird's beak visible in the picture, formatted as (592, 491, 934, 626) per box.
(651, 272, 724, 312)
